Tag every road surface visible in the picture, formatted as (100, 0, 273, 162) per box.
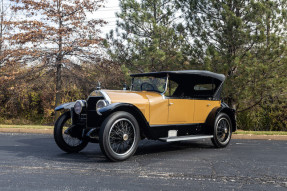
(0, 133, 286, 191)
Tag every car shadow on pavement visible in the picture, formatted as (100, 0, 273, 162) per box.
(0, 135, 215, 163)
(135, 139, 214, 156)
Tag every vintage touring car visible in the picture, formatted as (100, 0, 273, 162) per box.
(54, 70, 236, 161)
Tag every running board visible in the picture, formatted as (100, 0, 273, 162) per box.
(159, 135, 213, 142)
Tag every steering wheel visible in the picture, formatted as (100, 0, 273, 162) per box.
(140, 82, 155, 91)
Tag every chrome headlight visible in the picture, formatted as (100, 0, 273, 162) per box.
(96, 99, 108, 114)
(74, 100, 85, 114)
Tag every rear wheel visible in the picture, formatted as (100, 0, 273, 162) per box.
(99, 111, 140, 161)
(211, 113, 232, 148)
(54, 111, 88, 153)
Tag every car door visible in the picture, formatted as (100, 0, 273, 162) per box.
(164, 80, 195, 124)
(168, 99, 194, 124)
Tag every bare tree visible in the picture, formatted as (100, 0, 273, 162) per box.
(10, 0, 106, 120)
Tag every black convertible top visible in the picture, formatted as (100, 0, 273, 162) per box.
(130, 70, 225, 82)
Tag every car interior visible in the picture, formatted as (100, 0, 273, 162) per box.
(166, 75, 221, 100)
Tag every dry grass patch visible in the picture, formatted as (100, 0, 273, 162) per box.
(234, 130, 287, 135)
(0, 124, 53, 129)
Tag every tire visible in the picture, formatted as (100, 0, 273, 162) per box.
(99, 111, 140, 162)
(54, 111, 88, 153)
(211, 113, 232, 148)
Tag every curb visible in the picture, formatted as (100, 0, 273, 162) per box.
(0, 128, 287, 140)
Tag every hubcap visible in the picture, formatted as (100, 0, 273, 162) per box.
(123, 134, 129, 141)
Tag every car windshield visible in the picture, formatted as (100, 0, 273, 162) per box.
(131, 76, 167, 93)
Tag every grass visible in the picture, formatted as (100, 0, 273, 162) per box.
(0, 124, 53, 129)
(234, 130, 287, 135)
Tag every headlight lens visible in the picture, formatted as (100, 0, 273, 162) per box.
(74, 100, 84, 114)
(96, 100, 107, 112)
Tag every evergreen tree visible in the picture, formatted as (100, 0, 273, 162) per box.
(177, 0, 287, 112)
(106, 0, 189, 73)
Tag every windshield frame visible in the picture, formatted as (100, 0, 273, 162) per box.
(130, 75, 168, 94)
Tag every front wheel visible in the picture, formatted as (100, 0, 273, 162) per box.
(211, 113, 232, 148)
(54, 111, 88, 153)
(99, 111, 140, 161)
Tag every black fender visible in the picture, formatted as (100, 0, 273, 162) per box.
(98, 103, 150, 138)
(205, 104, 236, 134)
(55, 102, 75, 111)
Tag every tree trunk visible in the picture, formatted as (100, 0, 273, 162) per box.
(266, 0, 270, 47)
(54, 0, 63, 122)
(54, 61, 62, 121)
(227, 96, 237, 110)
(0, 0, 4, 55)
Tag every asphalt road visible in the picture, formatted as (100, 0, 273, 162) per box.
(0, 133, 286, 191)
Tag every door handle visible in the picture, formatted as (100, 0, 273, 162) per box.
(169, 103, 174, 106)
(207, 104, 211, 107)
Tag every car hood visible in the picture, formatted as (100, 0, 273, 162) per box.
(102, 90, 162, 104)
(89, 90, 163, 121)
(102, 90, 164, 122)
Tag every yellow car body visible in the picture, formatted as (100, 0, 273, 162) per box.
(102, 90, 221, 125)
(55, 70, 236, 161)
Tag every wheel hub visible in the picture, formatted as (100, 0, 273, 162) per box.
(223, 127, 228, 134)
(123, 134, 129, 141)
